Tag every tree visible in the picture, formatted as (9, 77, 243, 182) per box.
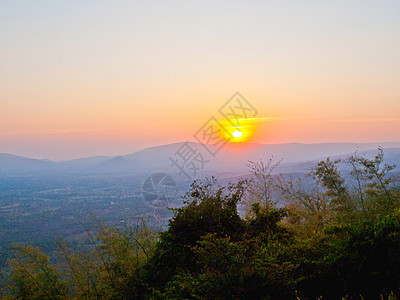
(8, 244, 67, 299)
(6, 221, 158, 300)
(244, 158, 281, 215)
(146, 177, 247, 291)
(346, 148, 399, 218)
(277, 174, 333, 237)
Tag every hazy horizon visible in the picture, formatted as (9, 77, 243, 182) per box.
(3, 140, 400, 161)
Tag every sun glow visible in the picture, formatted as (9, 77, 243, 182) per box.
(218, 117, 266, 143)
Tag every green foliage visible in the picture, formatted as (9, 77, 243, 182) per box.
(8, 244, 67, 299)
(345, 148, 399, 218)
(2, 149, 400, 299)
(146, 178, 247, 291)
(5, 221, 157, 299)
(161, 203, 293, 299)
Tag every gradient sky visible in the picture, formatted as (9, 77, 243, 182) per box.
(1, 1, 399, 160)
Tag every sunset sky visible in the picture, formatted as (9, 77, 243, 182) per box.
(1, 1, 399, 160)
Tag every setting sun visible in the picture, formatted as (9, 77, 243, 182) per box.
(218, 117, 271, 144)
(232, 130, 243, 138)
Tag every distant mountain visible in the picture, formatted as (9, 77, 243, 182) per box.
(0, 153, 55, 173)
(59, 155, 110, 167)
(1, 142, 400, 178)
(92, 141, 400, 177)
(97, 155, 130, 170)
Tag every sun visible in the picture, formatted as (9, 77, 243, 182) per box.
(218, 117, 270, 144)
(232, 130, 243, 138)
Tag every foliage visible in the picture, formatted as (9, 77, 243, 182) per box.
(2, 149, 400, 299)
(4, 221, 157, 299)
(8, 244, 67, 299)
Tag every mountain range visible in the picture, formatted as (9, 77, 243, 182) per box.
(1, 142, 400, 179)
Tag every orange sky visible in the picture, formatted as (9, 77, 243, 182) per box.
(1, 1, 399, 159)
